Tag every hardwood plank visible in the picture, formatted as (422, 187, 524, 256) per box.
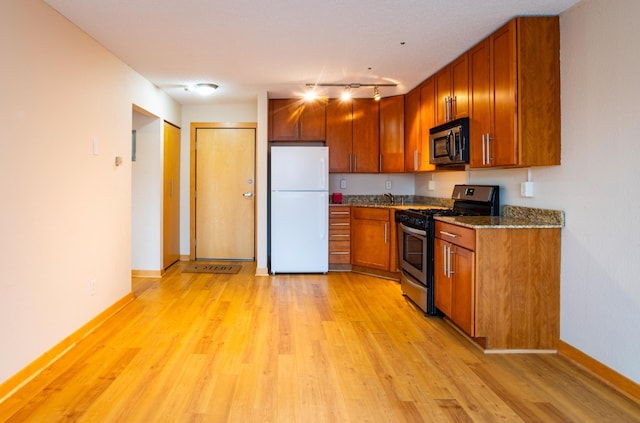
(1, 262, 639, 422)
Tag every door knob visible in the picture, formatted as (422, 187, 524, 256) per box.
(243, 192, 254, 198)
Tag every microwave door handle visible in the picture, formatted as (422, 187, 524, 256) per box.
(447, 130, 455, 161)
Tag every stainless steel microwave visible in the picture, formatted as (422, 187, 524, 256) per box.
(429, 117, 469, 166)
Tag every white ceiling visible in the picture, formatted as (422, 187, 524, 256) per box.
(44, 0, 580, 105)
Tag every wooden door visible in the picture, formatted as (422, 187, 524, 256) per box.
(451, 246, 475, 335)
(351, 208, 390, 270)
(435, 66, 452, 125)
(268, 99, 299, 141)
(195, 128, 255, 259)
(434, 238, 452, 316)
(326, 99, 353, 173)
(352, 99, 379, 173)
(419, 77, 436, 171)
(163, 121, 180, 269)
(469, 38, 491, 168)
(299, 100, 326, 141)
(490, 20, 518, 166)
(451, 53, 469, 119)
(379, 95, 405, 173)
(404, 88, 420, 172)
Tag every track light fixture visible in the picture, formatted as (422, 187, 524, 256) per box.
(304, 82, 397, 101)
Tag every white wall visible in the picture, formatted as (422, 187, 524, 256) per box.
(329, 173, 416, 196)
(416, 0, 640, 384)
(0, 0, 180, 384)
(131, 112, 162, 271)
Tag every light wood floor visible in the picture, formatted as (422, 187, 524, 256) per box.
(2, 262, 639, 422)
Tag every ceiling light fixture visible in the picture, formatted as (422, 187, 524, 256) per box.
(305, 82, 397, 100)
(373, 86, 381, 101)
(341, 86, 352, 101)
(185, 83, 219, 96)
(304, 86, 317, 101)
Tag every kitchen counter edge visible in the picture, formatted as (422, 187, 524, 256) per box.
(434, 215, 563, 229)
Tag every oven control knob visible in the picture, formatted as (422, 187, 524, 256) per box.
(400, 215, 409, 222)
(415, 219, 424, 226)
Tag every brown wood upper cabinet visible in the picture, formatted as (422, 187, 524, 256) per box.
(268, 98, 326, 141)
(379, 95, 405, 173)
(469, 17, 560, 168)
(326, 98, 379, 173)
(435, 53, 469, 125)
(404, 78, 436, 172)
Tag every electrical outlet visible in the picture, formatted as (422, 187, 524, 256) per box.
(428, 180, 436, 191)
(385, 180, 392, 190)
(521, 181, 534, 197)
(89, 279, 96, 296)
(340, 179, 347, 189)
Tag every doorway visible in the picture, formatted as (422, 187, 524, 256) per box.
(190, 123, 257, 260)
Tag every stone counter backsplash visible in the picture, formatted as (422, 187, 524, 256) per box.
(340, 195, 454, 208)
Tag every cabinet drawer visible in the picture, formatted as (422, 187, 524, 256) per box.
(329, 207, 351, 216)
(329, 218, 351, 227)
(435, 221, 475, 251)
(329, 251, 351, 264)
(329, 240, 351, 252)
(352, 207, 389, 221)
(329, 228, 350, 240)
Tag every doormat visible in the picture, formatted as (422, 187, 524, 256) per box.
(182, 262, 241, 274)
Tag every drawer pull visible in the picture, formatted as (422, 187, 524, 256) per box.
(331, 234, 349, 237)
(330, 223, 350, 226)
(439, 230, 458, 238)
(330, 252, 350, 255)
(330, 211, 350, 215)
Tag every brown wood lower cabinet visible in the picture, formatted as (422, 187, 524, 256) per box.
(329, 206, 351, 269)
(351, 207, 392, 271)
(434, 220, 560, 351)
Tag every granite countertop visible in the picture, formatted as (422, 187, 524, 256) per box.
(434, 215, 562, 229)
(435, 205, 565, 229)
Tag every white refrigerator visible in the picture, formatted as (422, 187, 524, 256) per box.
(270, 146, 329, 274)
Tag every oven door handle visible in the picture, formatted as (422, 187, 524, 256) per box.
(400, 223, 427, 237)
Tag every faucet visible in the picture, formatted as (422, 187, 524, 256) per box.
(384, 193, 395, 205)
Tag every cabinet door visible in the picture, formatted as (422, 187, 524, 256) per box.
(404, 88, 420, 172)
(352, 99, 379, 173)
(451, 53, 469, 120)
(435, 66, 451, 126)
(351, 208, 390, 270)
(379, 95, 405, 173)
(451, 246, 475, 335)
(299, 100, 326, 141)
(326, 99, 353, 173)
(490, 20, 518, 166)
(419, 77, 436, 171)
(269, 99, 299, 141)
(434, 238, 452, 316)
(469, 38, 491, 168)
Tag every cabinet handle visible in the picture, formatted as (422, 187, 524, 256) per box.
(384, 223, 388, 244)
(330, 211, 350, 215)
(330, 223, 349, 226)
(481, 134, 486, 165)
(353, 154, 357, 172)
(447, 246, 454, 278)
(331, 234, 349, 237)
(443, 244, 448, 276)
(414, 150, 419, 171)
(452, 96, 457, 120)
(439, 230, 458, 238)
(486, 133, 492, 164)
(330, 252, 350, 255)
(349, 154, 352, 172)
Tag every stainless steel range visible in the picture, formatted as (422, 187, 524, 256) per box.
(395, 185, 500, 315)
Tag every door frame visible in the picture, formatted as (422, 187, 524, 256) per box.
(189, 122, 257, 260)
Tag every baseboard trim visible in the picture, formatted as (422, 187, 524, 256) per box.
(0, 292, 135, 402)
(558, 340, 640, 403)
(255, 267, 269, 277)
(131, 269, 164, 278)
